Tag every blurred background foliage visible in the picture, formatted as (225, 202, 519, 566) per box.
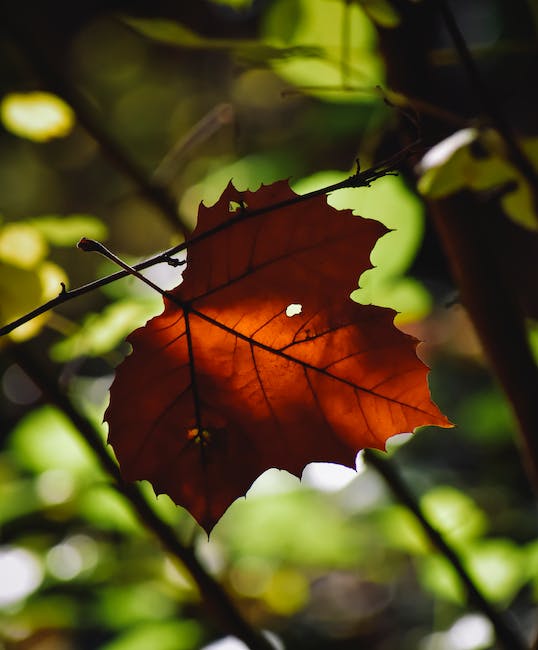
(1, 0, 538, 648)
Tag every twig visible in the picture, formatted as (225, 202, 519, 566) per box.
(11, 345, 276, 650)
(364, 449, 527, 650)
(153, 103, 235, 188)
(0, 153, 409, 338)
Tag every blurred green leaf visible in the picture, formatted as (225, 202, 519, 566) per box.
(9, 405, 103, 479)
(377, 504, 430, 555)
(96, 584, 178, 628)
(464, 539, 525, 603)
(0, 92, 75, 142)
(358, 0, 400, 28)
(420, 486, 487, 547)
(124, 17, 320, 61)
(418, 554, 465, 604)
(262, 567, 309, 615)
(99, 620, 202, 650)
(51, 298, 160, 361)
(418, 129, 538, 230)
(262, 0, 383, 102)
(30, 215, 108, 246)
(79, 484, 142, 533)
(0, 222, 48, 268)
(216, 487, 363, 567)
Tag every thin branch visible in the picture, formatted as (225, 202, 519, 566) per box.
(363, 449, 527, 650)
(0, 250, 184, 337)
(153, 103, 235, 188)
(0, 154, 409, 338)
(11, 345, 276, 650)
(282, 84, 467, 127)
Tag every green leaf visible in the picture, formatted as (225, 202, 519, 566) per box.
(0, 223, 48, 268)
(377, 504, 430, 555)
(418, 554, 465, 604)
(262, 0, 384, 103)
(99, 621, 202, 650)
(51, 298, 161, 361)
(96, 584, 178, 628)
(418, 129, 538, 230)
(79, 484, 141, 533)
(420, 486, 487, 547)
(358, 0, 400, 28)
(465, 539, 525, 603)
(217, 481, 363, 567)
(30, 215, 108, 246)
(0, 92, 75, 142)
(9, 405, 102, 479)
(124, 17, 320, 61)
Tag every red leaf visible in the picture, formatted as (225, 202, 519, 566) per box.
(105, 180, 450, 532)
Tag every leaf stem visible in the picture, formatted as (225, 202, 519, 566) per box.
(363, 449, 526, 650)
(11, 345, 276, 650)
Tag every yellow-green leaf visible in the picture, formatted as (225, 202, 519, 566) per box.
(1, 92, 75, 142)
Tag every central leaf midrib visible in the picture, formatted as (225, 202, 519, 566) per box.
(190, 306, 431, 417)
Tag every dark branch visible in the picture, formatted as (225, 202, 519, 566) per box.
(364, 449, 527, 650)
(11, 344, 276, 650)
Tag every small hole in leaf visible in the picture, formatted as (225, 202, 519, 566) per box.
(229, 200, 247, 212)
(286, 303, 302, 317)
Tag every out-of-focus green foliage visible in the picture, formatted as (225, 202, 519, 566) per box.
(50, 298, 161, 361)
(99, 620, 202, 650)
(30, 215, 108, 247)
(1, 0, 537, 648)
(262, 0, 384, 102)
